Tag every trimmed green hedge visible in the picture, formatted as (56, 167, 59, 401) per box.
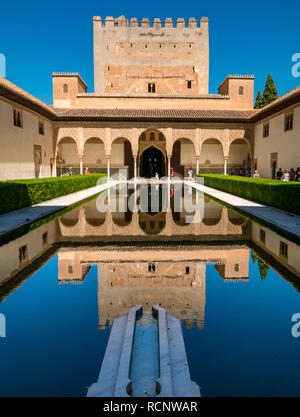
(197, 174, 300, 215)
(0, 174, 107, 215)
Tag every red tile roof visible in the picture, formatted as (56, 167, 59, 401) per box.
(53, 107, 256, 122)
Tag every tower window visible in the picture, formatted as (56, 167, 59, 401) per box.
(263, 123, 269, 138)
(187, 80, 192, 89)
(284, 113, 293, 131)
(39, 119, 45, 135)
(280, 241, 288, 259)
(148, 83, 156, 93)
(13, 108, 23, 127)
(185, 266, 190, 274)
(260, 229, 266, 243)
(238, 86, 244, 95)
(68, 265, 73, 274)
(42, 232, 48, 247)
(63, 84, 68, 94)
(19, 245, 28, 264)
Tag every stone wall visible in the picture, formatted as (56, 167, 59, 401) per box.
(93, 16, 209, 95)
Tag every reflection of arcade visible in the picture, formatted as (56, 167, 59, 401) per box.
(57, 196, 250, 241)
(57, 245, 250, 330)
(140, 147, 165, 178)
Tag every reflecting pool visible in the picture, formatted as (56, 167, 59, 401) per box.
(0, 184, 299, 396)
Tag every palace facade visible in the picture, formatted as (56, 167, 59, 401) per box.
(0, 15, 299, 180)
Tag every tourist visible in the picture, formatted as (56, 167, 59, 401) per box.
(289, 168, 295, 181)
(155, 172, 159, 179)
(276, 168, 283, 180)
(171, 166, 174, 178)
(295, 169, 300, 181)
(281, 170, 290, 181)
(246, 170, 251, 177)
(68, 166, 73, 176)
(253, 170, 260, 178)
(85, 167, 90, 174)
(188, 168, 193, 181)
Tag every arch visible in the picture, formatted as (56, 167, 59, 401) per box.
(228, 209, 247, 226)
(171, 138, 196, 178)
(139, 146, 165, 178)
(138, 129, 167, 177)
(56, 136, 80, 176)
(199, 138, 224, 174)
(84, 199, 106, 227)
(228, 138, 251, 176)
(139, 212, 166, 235)
(59, 207, 80, 227)
(111, 137, 134, 179)
(83, 137, 106, 174)
(202, 198, 222, 226)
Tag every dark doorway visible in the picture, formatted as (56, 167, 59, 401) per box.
(140, 147, 165, 178)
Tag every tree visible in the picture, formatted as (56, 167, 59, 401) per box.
(254, 90, 263, 108)
(258, 259, 270, 280)
(262, 74, 278, 106)
(251, 251, 258, 264)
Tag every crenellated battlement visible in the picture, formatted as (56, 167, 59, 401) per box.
(93, 15, 208, 29)
(93, 14, 209, 95)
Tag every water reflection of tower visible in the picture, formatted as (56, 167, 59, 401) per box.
(97, 261, 206, 331)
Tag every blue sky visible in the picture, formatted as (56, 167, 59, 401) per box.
(0, 0, 299, 104)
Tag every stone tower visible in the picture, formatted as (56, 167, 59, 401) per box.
(93, 15, 209, 95)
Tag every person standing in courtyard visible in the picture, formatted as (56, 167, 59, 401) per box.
(68, 166, 73, 176)
(188, 167, 193, 181)
(281, 170, 290, 181)
(276, 168, 283, 180)
(85, 167, 90, 174)
(171, 166, 174, 179)
(253, 170, 260, 178)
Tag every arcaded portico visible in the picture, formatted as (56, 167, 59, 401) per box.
(55, 121, 253, 178)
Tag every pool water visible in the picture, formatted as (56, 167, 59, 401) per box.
(0, 184, 299, 396)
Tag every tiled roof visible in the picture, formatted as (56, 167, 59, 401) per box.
(0, 76, 57, 120)
(53, 108, 257, 122)
(1, 76, 299, 123)
(249, 86, 300, 122)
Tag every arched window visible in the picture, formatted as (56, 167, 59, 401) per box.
(63, 84, 68, 94)
(238, 86, 244, 95)
(150, 132, 155, 141)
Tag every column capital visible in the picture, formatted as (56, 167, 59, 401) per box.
(105, 154, 111, 159)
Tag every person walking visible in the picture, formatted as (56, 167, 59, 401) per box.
(188, 168, 193, 181)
